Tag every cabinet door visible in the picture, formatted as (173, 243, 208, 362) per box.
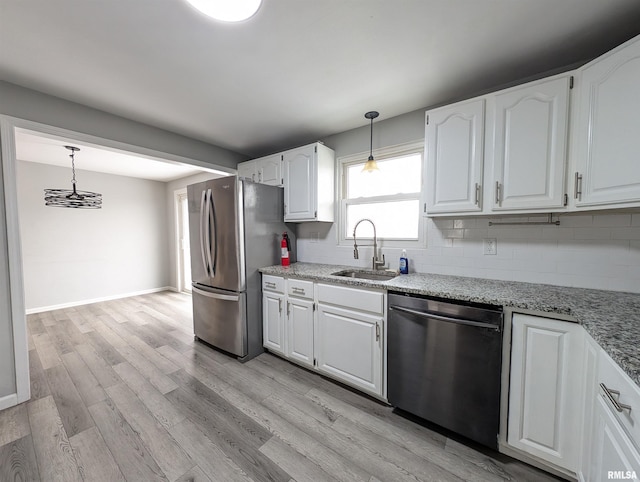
(283, 145, 316, 221)
(262, 292, 285, 355)
(258, 154, 283, 186)
(492, 77, 569, 210)
(575, 36, 640, 207)
(578, 334, 601, 481)
(238, 160, 257, 182)
(286, 298, 314, 368)
(508, 313, 584, 472)
(316, 303, 382, 397)
(425, 99, 484, 214)
(590, 396, 640, 481)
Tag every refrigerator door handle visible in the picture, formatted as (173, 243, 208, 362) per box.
(205, 189, 215, 277)
(192, 285, 240, 302)
(199, 189, 210, 277)
(209, 188, 218, 277)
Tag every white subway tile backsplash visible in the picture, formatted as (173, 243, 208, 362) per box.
(592, 214, 632, 227)
(557, 214, 594, 227)
(611, 227, 640, 240)
(488, 227, 544, 239)
(573, 227, 613, 240)
(541, 227, 575, 240)
(294, 213, 640, 293)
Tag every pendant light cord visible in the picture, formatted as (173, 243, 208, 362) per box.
(369, 117, 373, 159)
(69, 148, 78, 193)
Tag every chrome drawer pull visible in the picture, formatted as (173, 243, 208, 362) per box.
(265, 281, 276, 288)
(600, 383, 632, 413)
(291, 287, 306, 294)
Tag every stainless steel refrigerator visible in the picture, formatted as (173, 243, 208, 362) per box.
(187, 176, 295, 361)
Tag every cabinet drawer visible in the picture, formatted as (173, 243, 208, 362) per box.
(287, 279, 313, 299)
(316, 283, 384, 315)
(262, 275, 284, 293)
(598, 349, 640, 449)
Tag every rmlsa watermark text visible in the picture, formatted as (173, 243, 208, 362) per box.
(608, 471, 638, 480)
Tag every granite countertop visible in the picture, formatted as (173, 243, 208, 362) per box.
(260, 262, 640, 387)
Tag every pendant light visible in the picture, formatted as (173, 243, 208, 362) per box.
(362, 111, 380, 173)
(44, 146, 102, 209)
(184, 0, 261, 22)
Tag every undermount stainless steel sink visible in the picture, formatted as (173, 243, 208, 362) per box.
(331, 269, 399, 281)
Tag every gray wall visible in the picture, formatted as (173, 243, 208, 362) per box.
(321, 109, 425, 159)
(0, 81, 246, 170)
(17, 161, 170, 311)
(0, 158, 16, 399)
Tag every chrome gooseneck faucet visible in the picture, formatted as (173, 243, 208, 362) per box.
(353, 218, 385, 270)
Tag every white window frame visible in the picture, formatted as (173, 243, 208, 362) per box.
(338, 140, 426, 248)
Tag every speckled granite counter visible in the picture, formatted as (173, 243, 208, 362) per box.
(260, 262, 640, 387)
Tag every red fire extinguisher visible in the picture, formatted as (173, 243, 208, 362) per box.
(281, 232, 291, 266)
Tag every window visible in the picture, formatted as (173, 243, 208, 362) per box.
(339, 142, 424, 246)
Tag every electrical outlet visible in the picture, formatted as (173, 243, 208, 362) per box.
(484, 238, 497, 255)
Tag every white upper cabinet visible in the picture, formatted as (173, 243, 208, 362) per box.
(257, 154, 282, 186)
(573, 35, 640, 208)
(237, 154, 283, 186)
(237, 159, 258, 182)
(491, 76, 570, 211)
(425, 98, 485, 214)
(283, 142, 334, 222)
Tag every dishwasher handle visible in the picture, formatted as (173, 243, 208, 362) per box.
(389, 305, 501, 332)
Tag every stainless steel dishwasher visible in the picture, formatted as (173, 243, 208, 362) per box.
(388, 291, 503, 449)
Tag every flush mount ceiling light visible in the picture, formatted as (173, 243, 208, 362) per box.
(44, 146, 102, 209)
(184, 0, 262, 22)
(362, 111, 380, 173)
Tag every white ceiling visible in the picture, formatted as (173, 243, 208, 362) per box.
(15, 129, 221, 182)
(2, 1, 640, 158)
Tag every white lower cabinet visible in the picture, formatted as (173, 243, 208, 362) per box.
(316, 303, 382, 397)
(285, 279, 315, 369)
(262, 276, 285, 355)
(584, 349, 640, 481)
(262, 275, 386, 399)
(507, 313, 584, 473)
(589, 396, 640, 482)
(315, 283, 384, 398)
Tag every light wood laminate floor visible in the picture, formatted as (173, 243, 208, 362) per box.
(0, 291, 560, 482)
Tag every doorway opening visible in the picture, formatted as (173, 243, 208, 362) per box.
(176, 190, 191, 293)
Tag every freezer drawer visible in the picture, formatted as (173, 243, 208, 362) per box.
(192, 284, 247, 357)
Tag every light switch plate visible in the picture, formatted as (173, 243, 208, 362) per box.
(484, 238, 497, 255)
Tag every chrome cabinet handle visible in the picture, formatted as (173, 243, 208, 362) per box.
(600, 383, 632, 413)
(475, 183, 481, 205)
(286, 301, 290, 318)
(265, 281, 276, 288)
(375, 322, 380, 341)
(495, 181, 501, 205)
(574, 172, 583, 200)
(278, 298, 282, 313)
(291, 287, 305, 294)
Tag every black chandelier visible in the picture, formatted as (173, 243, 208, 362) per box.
(44, 146, 102, 209)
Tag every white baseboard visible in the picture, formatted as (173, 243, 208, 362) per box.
(0, 393, 18, 411)
(25, 286, 174, 314)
